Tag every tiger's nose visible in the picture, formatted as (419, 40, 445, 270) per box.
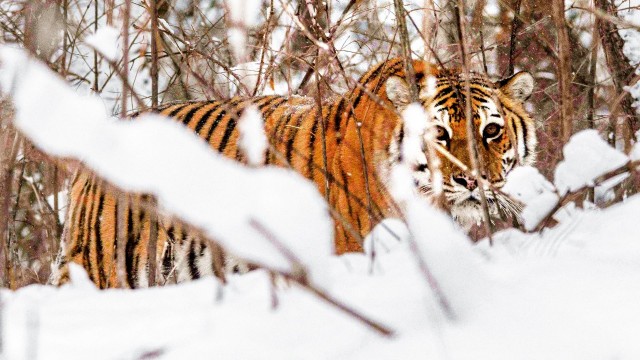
(452, 174, 478, 191)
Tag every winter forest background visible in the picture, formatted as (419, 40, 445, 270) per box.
(1, 0, 640, 358)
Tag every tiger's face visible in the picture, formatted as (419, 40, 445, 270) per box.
(385, 70, 536, 227)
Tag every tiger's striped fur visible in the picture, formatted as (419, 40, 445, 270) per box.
(52, 58, 536, 288)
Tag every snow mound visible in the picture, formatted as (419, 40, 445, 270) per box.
(554, 130, 628, 195)
(503, 166, 559, 231)
(6, 191, 640, 360)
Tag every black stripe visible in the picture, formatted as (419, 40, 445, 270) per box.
(341, 169, 356, 228)
(435, 86, 453, 99)
(261, 98, 288, 118)
(188, 240, 200, 279)
(276, 111, 293, 141)
(257, 97, 286, 120)
(397, 126, 405, 162)
(181, 105, 201, 126)
(82, 180, 97, 284)
(353, 61, 403, 109)
(198, 241, 206, 256)
(262, 99, 290, 164)
(166, 104, 190, 118)
(470, 87, 491, 98)
(95, 192, 106, 287)
(307, 114, 321, 178)
(472, 96, 488, 104)
(134, 204, 145, 286)
(258, 96, 282, 112)
(161, 236, 174, 279)
(358, 59, 402, 88)
(333, 98, 346, 133)
(217, 116, 238, 153)
(194, 103, 219, 135)
(204, 99, 244, 142)
(250, 95, 278, 112)
(285, 112, 306, 164)
(435, 94, 454, 108)
(68, 179, 91, 257)
(267, 111, 293, 164)
(204, 109, 228, 142)
(125, 206, 136, 288)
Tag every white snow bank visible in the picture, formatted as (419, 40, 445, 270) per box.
(505, 130, 633, 231)
(554, 130, 628, 195)
(6, 192, 640, 359)
(2, 278, 221, 360)
(503, 166, 559, 231)
(0, 46, 333, 280)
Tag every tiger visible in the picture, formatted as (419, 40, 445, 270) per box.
(51, 57, 536, 288)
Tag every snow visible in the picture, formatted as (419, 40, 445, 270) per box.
(400, 103, 428, 168)
(505, 129, 632, 232)
(503, 130, 634, 231)
(503, 166, 559, 231)
(424, 75, 437, 98)
(6, 190, 640, 359)
(45, 190, 68, 224)
(554, 130, 628, 195)
(228, 28, 248, 61)
(84, 26, 120, 62)
(0, 46, 333, 280)
(237, 105, 267, 166)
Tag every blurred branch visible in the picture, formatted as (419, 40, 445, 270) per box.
(507, 0, 522, 76)
(0, 129, 21, 289)
(147, 0, 160, 287)
(454, 1, 494, 243)
(149, 0, 159, 108)
(117, 0, 133, 288)
(594, 0, 639, 152)
(552, 0, 574, 142)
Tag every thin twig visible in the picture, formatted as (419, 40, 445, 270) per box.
(248, 218, 394, 337)
(454, 1, 494, 244)
(553, 0, 574, 142)
(117, 0, 133, 288)
(507, 0, 522, 76)
(534, 159, 640, 232)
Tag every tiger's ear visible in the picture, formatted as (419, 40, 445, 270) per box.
(497, 72, 534, 102)
(385, 76, 411, 108)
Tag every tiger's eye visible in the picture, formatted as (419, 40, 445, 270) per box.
(483, 123, 501, 138)
(435, 126, 448, 141)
